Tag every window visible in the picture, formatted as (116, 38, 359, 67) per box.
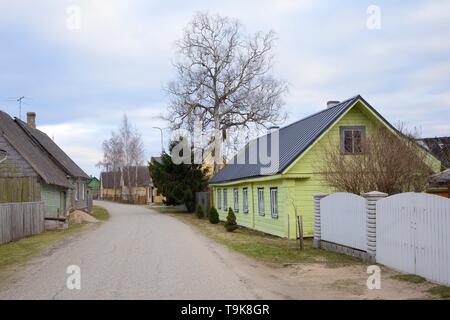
(217, 188, 221, 209)
(340, 126, 365, 154)
(233, 188, 239, 213)
(0, 149, 7, 163)
(81, 183, 85, 200)
(243, 188, 249, 214)
(223, 188, 227, 211)
(257, 188, 265, 216)
(270, 188, 278, 219)
(75, 183, 79, 201)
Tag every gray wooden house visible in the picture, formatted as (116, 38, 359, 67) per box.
(0, 110, 89, 222)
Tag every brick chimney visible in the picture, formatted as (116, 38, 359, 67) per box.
(27, 112, 36, 128)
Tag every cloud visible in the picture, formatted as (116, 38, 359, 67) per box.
(0, 0, 449, 175)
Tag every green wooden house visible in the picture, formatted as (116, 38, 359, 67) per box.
(209, 95, 441, 239)
(88, 177, 100, 199)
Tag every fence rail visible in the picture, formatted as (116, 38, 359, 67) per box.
(0, 201, 45, 244)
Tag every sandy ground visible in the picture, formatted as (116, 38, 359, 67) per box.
(0, 201, 436, 300)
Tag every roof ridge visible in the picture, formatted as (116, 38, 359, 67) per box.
(280, 95, 361, 131)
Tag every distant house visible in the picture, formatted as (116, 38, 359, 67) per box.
(0, 110, 90, 224)
(416, 137, 450, 169)
(209, 95, 442, 239)
(428, 169, 450, 198)
(100, 165, 163, 204)
(87, 177, 100, 199)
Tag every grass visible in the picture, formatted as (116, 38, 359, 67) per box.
(90, 205, 110, 221)
(428, 285, 450, 299)
(0, 205, 109, 273)
(391, 274, 427, 284)
(151, 206, 362, 267)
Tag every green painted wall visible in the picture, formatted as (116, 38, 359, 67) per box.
(41, 183, 65, 218)
(211, 100, 442, 239)
(88, 178, 100, 190)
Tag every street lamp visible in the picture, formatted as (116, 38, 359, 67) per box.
(152, 127, 164, 154)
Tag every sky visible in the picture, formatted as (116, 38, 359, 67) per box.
(0, 0, 449, 177)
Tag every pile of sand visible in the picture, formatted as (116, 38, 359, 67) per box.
(68, 210, 99, 224)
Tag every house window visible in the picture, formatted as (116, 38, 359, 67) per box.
(257, 188, 265, 216)
(340, 126, 365, 154)
(75, 183, 79, 201)
(270, 188, 278, 219)
(233, 188, 239, 213)
(223, 188, 227, 211)
(0, 149, 7, 163)
(217, 188, 221, 209)
(81, 183, 85, 200)
(243, 188, 249, 214)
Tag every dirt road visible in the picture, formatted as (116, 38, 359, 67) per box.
(0, 201, 436, 299)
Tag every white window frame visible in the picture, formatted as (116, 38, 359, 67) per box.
(270, 187, 278, 219)
(217, 188, 221, 209)
(257, 188, 265, 216)
(223, 188, 227, 211)
(243, 188, 249, 214)
(233, 188, 239, 213)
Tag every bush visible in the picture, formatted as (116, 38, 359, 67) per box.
(208, 207, 219, 224)
(224, 207, 238, 232)
(196, 206, 204, 219)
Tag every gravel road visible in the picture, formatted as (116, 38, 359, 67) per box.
(0, 201, 286, 300)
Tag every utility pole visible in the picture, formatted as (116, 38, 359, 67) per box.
(17, 96, 25, 120)
(152, 127, 164, 154)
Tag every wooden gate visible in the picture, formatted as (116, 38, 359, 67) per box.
(377, 193, 450, 285)
(321, 192, 367, 251)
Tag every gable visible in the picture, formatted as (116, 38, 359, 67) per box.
(0, 133, 37, 178)
(285, 100, 384, 174)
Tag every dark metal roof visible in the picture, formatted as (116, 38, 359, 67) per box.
(100, 171, 122, 189)
(101, 166, 152, 188)
(122, 166, 152, 187)
(0, 111, 71, 188)
(16, 119, 89, 179)
(210, 95, 369, 184)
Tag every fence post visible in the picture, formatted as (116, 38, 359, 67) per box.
(363, 191, 388, 263)
(313, 193, 327, 248)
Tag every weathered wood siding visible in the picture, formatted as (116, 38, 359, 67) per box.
(0, 177, 41, 203)
(0, 201, 45, 244)
(0, 134, 41, 203)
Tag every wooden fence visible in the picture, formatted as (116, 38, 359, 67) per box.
(0, 201, 45, 244)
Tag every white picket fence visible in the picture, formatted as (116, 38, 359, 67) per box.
(314, 191, 450, 286)
(321, 193, 366, 251)
(377, 193, 450, 286)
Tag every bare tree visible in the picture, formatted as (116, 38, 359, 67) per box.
(118, 114, 145, 202)
(166, 12, 287, 172)
(99, 132, 124, 200)
(319, 126, 434, 195)
(99, 115, 145, 202)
